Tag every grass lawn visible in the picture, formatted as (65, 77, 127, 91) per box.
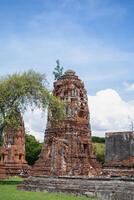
(92, 143, 105, 164)
(0, 177, 98, 200)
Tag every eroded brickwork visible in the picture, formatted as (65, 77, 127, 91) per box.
(0, 163, 7, 179)
(33, 70, 101, 176)
(0, 112, 30, 177)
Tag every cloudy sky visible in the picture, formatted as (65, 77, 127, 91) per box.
(0, 0, 134, 141)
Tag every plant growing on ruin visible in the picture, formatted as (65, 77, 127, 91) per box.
(0, 70, 65, 137)
(53, 60, 64, 80)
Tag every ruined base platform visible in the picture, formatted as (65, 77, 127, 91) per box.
(4, 162, 30, 177)
(103, 165, 134, 177)
(18, 176, 134, 200)
(0, 164, 7, 179)
(0, 162, 30, 177)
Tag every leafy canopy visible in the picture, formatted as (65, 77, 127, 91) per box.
(25, 134, 43, 165)
(92, 136, 105, 143)
(0, 70, 65, 136)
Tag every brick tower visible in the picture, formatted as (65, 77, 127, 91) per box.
(0, 112, 30, 177)
(33, 70, 101, 176)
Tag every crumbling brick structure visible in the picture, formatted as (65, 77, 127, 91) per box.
(0, 164, 7, 179)
(103, 131, 134, 177)
(33, 70, 101, 176)
(0, 112, 29, 177)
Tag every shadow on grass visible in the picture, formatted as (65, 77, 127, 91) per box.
(0, 180, 22, 185)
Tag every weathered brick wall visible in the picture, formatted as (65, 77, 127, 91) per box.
(105, 132, 134, 166)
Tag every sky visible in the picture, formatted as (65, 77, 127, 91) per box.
(0, 0, 134, 141)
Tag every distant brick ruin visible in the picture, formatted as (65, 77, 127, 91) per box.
(0, 112, 29, 177)
(33, 70, 101, 176)
(103, 131, 134, 177)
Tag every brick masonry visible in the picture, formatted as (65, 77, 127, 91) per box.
(32, 70, 101, 176)
(0, 112, 30, 177)
(18, 176, 134, 200)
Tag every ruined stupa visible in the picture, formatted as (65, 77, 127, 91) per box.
(0, 112, 30, 177)
(33, 70, 101, 176)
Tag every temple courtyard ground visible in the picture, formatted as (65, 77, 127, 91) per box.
(0, 177, 98, 200)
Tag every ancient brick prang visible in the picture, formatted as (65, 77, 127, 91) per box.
(103, 131, 134, 177)
(32, 70, 101, 176)
(0, 112, 30, 177)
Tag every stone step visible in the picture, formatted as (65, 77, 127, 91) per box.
(18, 176, 134, 200)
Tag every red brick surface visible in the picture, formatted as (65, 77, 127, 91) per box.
(32, 70, 101, 176)
(0, 113, 30, 177)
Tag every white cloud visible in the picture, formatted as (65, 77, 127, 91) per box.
(0, 0, 132, 77)
(0, 2, 132, 86)
(23, 108, 47, 142)
(0, 35, 133, 80)
(123, 82, 134, 91)
(89, 89, 134, 137)
(23, 89, 134, 141)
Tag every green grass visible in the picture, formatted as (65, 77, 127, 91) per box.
(93, 143, 105, 164)
(0, 177, 98, 200)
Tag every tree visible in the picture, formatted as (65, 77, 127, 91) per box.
(92, 136, 105, 143)
(25, 134, 43, 165)
(0, 70, 65, 137)
(53, 60, 64, 80)
(0, 136, 2, 146)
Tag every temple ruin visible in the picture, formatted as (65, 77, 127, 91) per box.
(32, 70, 101, 176)
(18, 70, 134, 200)
(103, 131, 134, 177)
(0, 112, 29, 177)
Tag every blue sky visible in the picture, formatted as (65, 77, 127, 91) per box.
(0, 0, 133, 99)
(0, 0, 134, 139)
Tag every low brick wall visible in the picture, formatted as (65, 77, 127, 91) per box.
(18, 176, 134, 200)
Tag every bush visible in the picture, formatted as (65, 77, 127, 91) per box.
(92, 136, 105, 143)
(92, 143, 105, 164)
(25, 134, 43, 166)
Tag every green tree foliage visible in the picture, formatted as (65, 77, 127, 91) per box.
(0, 70, 65, 137)
(0, 137, 2, 146)
(53, 60, 64, 80)
(92, 136, 105, 143)
(25, 134, 43, 165)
